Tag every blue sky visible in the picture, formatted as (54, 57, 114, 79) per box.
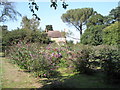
(0, 1, 119, 43)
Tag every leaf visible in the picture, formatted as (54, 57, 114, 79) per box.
(50, 4, 53, 7)
(37, 17, 40, 20)
(31, 9, 34, 13)
(35, 5, 39, 11)
(32, 2, 36, 5)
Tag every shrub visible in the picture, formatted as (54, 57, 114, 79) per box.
(73, 46, 94, 74)
(62, 45, 95, 74)
(2, 29, 52, 52)
(7, 39, 120, 82)
(99, 46, 120, 83)
(103, 21, 120, 45)
(81, 25, 106, 46)
(8, 41, 61, 78)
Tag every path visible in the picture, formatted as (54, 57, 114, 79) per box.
(0, 53, 43, 88)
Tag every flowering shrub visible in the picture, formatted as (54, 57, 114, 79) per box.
(7, 40, 120, 80)
(64, 45, 95, 74)
(8, 41, 61, 78)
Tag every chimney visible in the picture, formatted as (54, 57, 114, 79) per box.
(45, 28, 48, 32)
(2, 25, 8, 30)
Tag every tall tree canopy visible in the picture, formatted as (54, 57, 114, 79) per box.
(109, 6, 120, 22)
(81, 25, 106, 46)
(21, 16, 40, 31)
(0, 1, 21, 22)
(86, 13, 105, 28)
(61, 8, 95, 39)
(103, 21, 120, 45)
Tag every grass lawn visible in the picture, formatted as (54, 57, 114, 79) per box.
(0, 52, 120, 88)
(41, 67, 120, 88)
(0, 52, 43, 88)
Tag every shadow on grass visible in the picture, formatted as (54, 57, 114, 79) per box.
(39, 71, 120, 89)
(0, 52, 5, 57)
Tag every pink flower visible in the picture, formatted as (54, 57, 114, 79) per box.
(51, 53, 55, 57)
(58, 53, 62, 57)
(29, 53, 33, 57)
(44, 74, 46, 77)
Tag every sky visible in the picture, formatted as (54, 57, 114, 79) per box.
(0, 0, 119, 43)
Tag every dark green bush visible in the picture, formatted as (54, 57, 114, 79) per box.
(75, 48, 95, 74)
(2, 29, 52, 52)
(81, 25, 106, 46)
(99, 46, 120, 83)
(103, 21, 120, 45)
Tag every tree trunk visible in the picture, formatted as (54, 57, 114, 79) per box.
(79, 25, 82, 40)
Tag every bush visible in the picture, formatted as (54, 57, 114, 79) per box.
(8, 41, 61, 78)
(103, 21, 120, 45)
(2, 29, 52, 52)
(81, 25, 106, 46)
(6, 39, 120, 82)
(99, 46, 120, 83)
(62, 45, 94, 74)
(73, 46, 94, 74)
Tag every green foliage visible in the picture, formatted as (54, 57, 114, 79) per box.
(66, 40, 74, 45)
(27, 31, 51, 44)
(2, 29, 27, 51)
(45, 25, 53, 31)
(109, 6, 120, 21)
(0, 1, 21, 22)
(98, 45, 120, 83)
(61, 8, 95, 36)
(8, 41, 62, 78)
(6, 40, 120, 83)
(2, 29, 51, 51)
(81, 21, 119, 46)
(2, 22, 52, 52)
(73, 48, 94, 74)
(103, 21, 120, 45)
(87, 13, 104, 27)
(72, 45, 120, 79)
(81, 25, 106, 46)
(21, 16, 40, 31)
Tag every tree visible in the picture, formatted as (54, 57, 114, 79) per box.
(101, 6, 120, 25)
(86, 13, 105, 28)
(21, 16, 40, 42)
(45, 25, 53, 31)
(21, 16, 31, 30)
(103, 21, 120, 45)
(0, 1, 21, 22)
(2, 28, 52, 48)
(61, 8, 95, 39)
(109, 6, 120, 22)
(81, 25, 106, 46)
(30, 17, 40, 31)
(21, 16, 40, 31)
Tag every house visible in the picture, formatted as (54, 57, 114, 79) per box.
(46, 30, 66, 44)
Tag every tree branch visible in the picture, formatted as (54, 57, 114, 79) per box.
(70, 22, 80, 31)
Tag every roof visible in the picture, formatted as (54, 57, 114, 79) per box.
(47, 31, 63, 38)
